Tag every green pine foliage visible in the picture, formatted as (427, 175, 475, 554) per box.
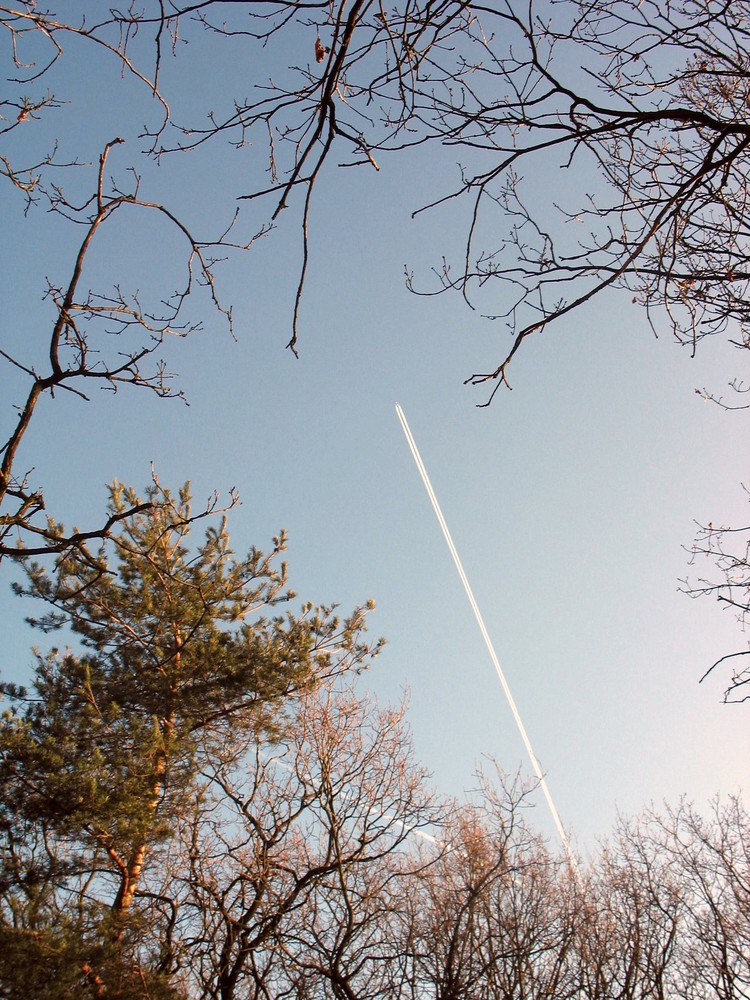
(0, 480, 382, 995)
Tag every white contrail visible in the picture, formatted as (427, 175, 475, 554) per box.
(395, 403, 574, 863)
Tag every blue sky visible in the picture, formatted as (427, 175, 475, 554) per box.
(1, 6, 748, 854)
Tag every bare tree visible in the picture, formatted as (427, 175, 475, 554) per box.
(0, 124, 266, 559)
(668, 797, 750, 1000)
(6, 2, 750, 399)
(594, 798, 750, 1000)
(144, 0, 750, 399)
(137, 682, 440, 1000)
(403, 768, 581, 1000)
(684, 500, 750, 703)
(1, 6, 266, 560)
(399, 0, 750, 400)
(575, 819, 683, 1000)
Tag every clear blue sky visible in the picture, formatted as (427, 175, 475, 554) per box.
(1, 6, 747, 853)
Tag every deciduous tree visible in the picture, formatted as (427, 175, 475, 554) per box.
(684, 501, 750, 702)
(4, 0, 749, 553)
(168, 684, 438, 999)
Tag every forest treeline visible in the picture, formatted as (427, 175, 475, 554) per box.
(0, 488, 747, 999)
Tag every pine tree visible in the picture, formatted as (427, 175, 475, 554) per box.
(0, 480, 381, 996)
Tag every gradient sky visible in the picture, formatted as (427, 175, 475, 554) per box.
(1, 6, 748, 855)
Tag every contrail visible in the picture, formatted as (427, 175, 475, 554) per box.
(395, 403, 574, 862)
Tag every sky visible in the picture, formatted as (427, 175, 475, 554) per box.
(1, 4, 748, 856)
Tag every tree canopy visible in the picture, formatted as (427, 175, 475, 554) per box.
(2, 531, 748, 997)
(1, 5, 748, 990)
(2, 0, 749, 544)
